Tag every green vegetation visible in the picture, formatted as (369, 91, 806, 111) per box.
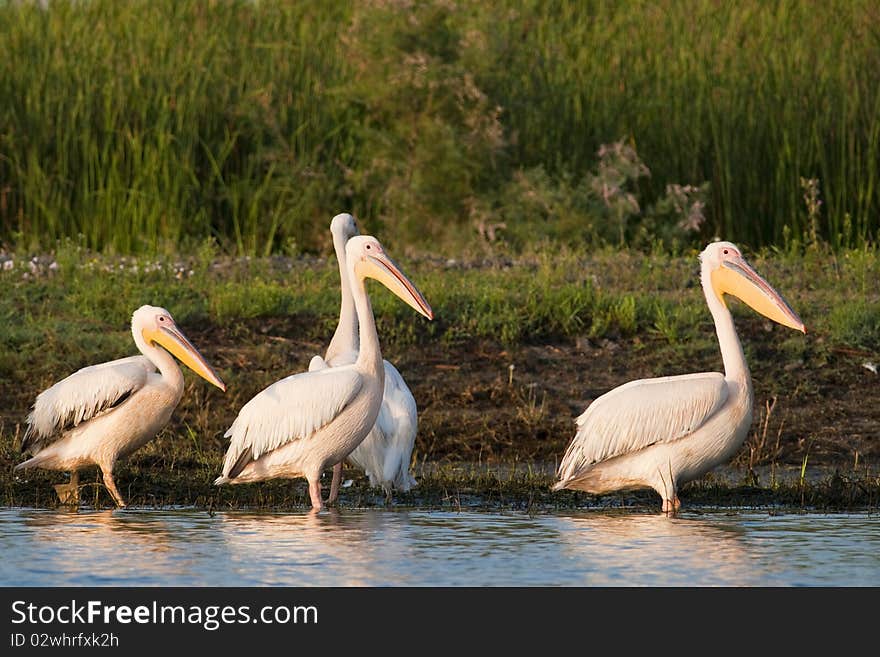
(1, 0, 878, 255)
(3, 443, 878, 511)
(1, 0, 878, 510)
(1, 244, 878, 511)
(2, 241, 878, 375)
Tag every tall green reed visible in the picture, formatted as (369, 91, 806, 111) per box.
(0, 0, 357, 255)
(0, 0, 877, 255)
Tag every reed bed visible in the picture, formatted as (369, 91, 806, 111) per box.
(0, 0, 877, 255)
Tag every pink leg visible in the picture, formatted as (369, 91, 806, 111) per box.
(327, 462, 343, 506)
(655, 472, 679, 515)
(308, 477, 324, 511)
(53, 470, 80, 506)
(102, 469, 127, 508)
(661, 496, 681, 515)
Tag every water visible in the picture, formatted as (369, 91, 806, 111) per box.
(0, 508, 877, 586)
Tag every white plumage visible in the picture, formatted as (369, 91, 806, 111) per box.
(312, 213, 420, 503)
(23, 356, 156, 451)
(309, 353, 418, 494)
(553, 241, 806, 513)
(364, 360, 419, 491)
(16, 306, 225, 507)
(219, 366, 363, 477)
(213, 234, 433, 511)
(557, 373, 727, 481)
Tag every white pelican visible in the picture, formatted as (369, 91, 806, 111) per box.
(307, 213, 419, 505)
(16, 305, 226, 507)
(553, 241, 806, 513)
(214, 235, 433, 511)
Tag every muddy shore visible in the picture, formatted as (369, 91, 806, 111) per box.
(2, 316, 878, 511)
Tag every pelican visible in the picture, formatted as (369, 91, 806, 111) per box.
(553, 241, 806, 513)
(308, 213, 420, 505)
(214, 235, 433, 511)
(16, 305, 226, 507)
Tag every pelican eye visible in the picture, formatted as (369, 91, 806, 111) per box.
(158, 316, 166, 322)
(723, 249, 729, 255)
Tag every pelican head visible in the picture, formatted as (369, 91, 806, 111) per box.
(132, 305, 227, 390)
(347, 236, 434, 320)
(331, 213, 360, 243)
(701, 241, 806, 333)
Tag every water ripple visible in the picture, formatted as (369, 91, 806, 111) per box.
(0, 508, 877, 586)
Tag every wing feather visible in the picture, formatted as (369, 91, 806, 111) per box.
(221, 366, 364, 476)
(22, 355, 155, 452)
(307, 355, 329, 372)
(374, 361, 417, 446)
(308, 355, 415, 447)
(557, 373, 728, 481)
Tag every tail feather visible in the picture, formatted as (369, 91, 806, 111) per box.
(19, 422, 40, 455)
(20, 436, 33, 455)
(13, 454, 45, 472)
(225, 449, 253, 481)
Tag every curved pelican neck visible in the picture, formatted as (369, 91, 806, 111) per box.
(132, 327, 184, 395)
(325, 230, 359, 363)
(701, 266, 750, 385)
(347, 265, 383, 379)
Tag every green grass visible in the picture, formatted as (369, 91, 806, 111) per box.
(0, 243, 875, 439)
(1, 244, 878, 509)
(2, 242, 878, 372)
(3, 449, 877, 511)
(0, 0, 879, 255)
(827, 300, 880, 352)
